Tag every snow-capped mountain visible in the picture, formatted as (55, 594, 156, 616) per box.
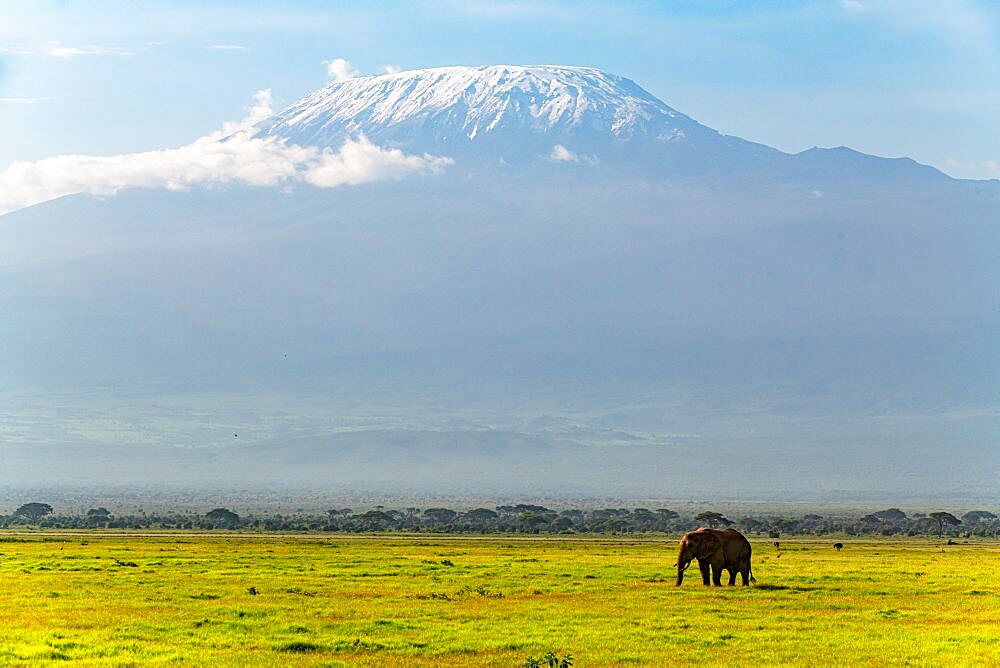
(258, 65, 768, 165)
(2, 64, 997, 500)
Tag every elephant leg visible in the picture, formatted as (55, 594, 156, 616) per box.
(740, 568, 750, 585)
(727, 567, 737, 586)
(698, 559, 711, 585)
(711, 563, 723, 586)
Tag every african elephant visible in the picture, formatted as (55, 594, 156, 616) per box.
(676, 527, 755, 586)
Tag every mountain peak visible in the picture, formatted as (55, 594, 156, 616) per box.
(258, 64, 711, 154)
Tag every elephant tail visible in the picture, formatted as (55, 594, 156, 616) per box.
(749, 568, 757, 584)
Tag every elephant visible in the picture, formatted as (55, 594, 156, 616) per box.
(675, 527, 755, 586)
(833, 542, 844, 551)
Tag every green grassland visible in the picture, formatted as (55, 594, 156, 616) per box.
(0, 533, 998, 665)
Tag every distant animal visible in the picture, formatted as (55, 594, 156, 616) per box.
(675, 527, 755, 586)
(247, 586, 258, 595)
(834, 543, 844, 551)
(773, 541, 780, 549)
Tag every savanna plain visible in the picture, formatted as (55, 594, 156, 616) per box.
(1, 533, 998, 666)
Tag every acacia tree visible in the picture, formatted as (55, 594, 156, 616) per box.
(204, 508, 241, 529)
(928, 511, 961, 537)
(85, 507, 112, 527)
(961, 510, 997, 524)
(423, 508, 458, 525)
(695, 511, 732, 528)
(517, 512, 550, 533)
(14, 502, 53, 522)
(354, 510, 397, 531)
(872, 508, 908, 523)
(462, 508, 499, 530)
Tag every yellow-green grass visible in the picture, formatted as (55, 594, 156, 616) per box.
(0, 533, 997, 665)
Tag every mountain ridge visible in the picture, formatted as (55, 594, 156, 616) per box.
(253, 65, 975, 184)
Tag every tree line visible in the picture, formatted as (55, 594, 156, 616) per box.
(1, 502, 997, 537)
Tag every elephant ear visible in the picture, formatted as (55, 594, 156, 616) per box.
(695, 531, 722, 558)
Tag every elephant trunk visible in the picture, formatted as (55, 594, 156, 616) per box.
(675, 552, 690, 586)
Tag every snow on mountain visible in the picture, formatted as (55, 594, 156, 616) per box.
(258, 65, 721, 155)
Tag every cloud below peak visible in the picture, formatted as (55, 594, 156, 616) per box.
(0, 90, 453, 216)
(305, 136, 453, 187)
(548, 144, 579, 162)
(547, 144, 597, 165)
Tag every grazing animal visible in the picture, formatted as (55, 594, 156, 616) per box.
(247, 586, 258, 595)
(676, 527, 755, 586)
(833, 543, 844, 551)
(773, 541, 780, 549)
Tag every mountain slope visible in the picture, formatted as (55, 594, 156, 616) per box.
(1, 64, 997, 500)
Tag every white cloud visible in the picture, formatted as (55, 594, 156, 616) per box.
(547, 144, 598, 165)
(0, 90, 453, 215)
(839, 0, 866, 14)
(206, 44, 250, 51)
(382, 64, 402, 75)
(548, 144, 579, 162)
(0, 42, 133, 58)
(223, 89, 276, 132)
(324, 57, 360, 82)
(0, 132, 307, 215)
(45, 44, 133, 58)
(0, 97, 52, 104)
(305, 136, 453, 187)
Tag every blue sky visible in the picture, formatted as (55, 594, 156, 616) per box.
(0, 0, 997, 188)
